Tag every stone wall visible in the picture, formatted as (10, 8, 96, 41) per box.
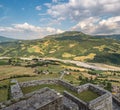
(89, 84, 107, 95)
(88, 93, 113, 110)
(63, 91, 89, 110)
(10, 79, 23, 99)
(63, 96, 79, 110)
(20, 79, 58, 87)
(0, 87, 63, 110)
(0, 79, 115, 110)
(77, 83, 89, 93)
(20, 79, 78, 92)
(77, 83, 106, 95)
(57, 80, 78, 92)
(39, 96, 63, 110)
(77, 83, 113, 110)
(113, 95, 120, 106)
(19, 79, 114, 110)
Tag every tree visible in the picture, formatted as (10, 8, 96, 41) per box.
(105, 82, 112, 92)
(79, 76, 83, 80)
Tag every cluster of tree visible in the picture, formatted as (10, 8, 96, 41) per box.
(10, 74, 33, 78)
(104, 82, 112, 92)
(8, 58, 22, 66)
(88, 70, 103, 75)
(0, 59, 9, 65)
(79, 75, 112, 92)
(0, 85, 8, 89)
(34, 69, 52, 75)
(7, 82, 11, 100)
(79, 76, 95, 85)
(111, 72, 120, 76)
(26, 60, 59, 68)
(91, 53, 120, 65)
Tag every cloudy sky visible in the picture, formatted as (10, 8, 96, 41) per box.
(0, 0, 120, 39)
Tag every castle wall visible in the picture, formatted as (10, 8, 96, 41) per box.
(57, 80, 78, 92)
(89, 84, 106, 95)
(0, 79, 114, 110)
(63, 91, 89, 110)
(63, 96, 79, 110)
(39, 97, 63, 110)
(88, 93, 113, 110)
(20, 79, 58, 87)
(113, 95, 120, 106)
(20, 79, 78, 92)
(10, 79, 23, 99)
(0, 87, 63, 110)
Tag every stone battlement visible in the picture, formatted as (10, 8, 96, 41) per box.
(0, 79, 119, 110)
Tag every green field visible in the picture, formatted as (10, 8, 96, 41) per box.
(0, 80, 10, 102)
(0, 60, 9, 65)
(15, 73, 61, 82)
(37, 64, 64, 73)
(21, 84, 99, 102)
(0, 65, 35, 80)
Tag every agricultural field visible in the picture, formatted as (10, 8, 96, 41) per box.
(0, 65, 35, 81)
(0, 59, 9, 65)
(37, 64, 64, 73)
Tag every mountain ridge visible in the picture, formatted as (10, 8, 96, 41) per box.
(0, 31, 120, 66)
(0, 36, 18, 43)
(95, 34, 120, 40)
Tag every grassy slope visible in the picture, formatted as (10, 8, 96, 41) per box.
(0, 36, 17, 43)
(95, 34, 120, 40)
(0, 31, 120, 65)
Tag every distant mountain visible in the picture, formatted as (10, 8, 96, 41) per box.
(95, 34, 120, 40)
(0, 36, 17, 43)
(45, 31, 92, 40)
(0, 31, 120, 66)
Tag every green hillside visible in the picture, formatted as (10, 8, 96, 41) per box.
(0, 36, 17, 43)
(0, 31, 120, 65)
(95, 34, 120, 40)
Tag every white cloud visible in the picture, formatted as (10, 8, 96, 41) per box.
(52, 0, 64, 3)
(52, 0, 58, 3)
(0, 23, 64, 39)
(46, 0, 120, 34)
(44, 3, 52, 8)
(35, 6, 41, 11)
(47, 0, 120, 21)
(72, 16, 120, 35)
(38, 13, 47, 16)
(47, 17, 66, 26)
